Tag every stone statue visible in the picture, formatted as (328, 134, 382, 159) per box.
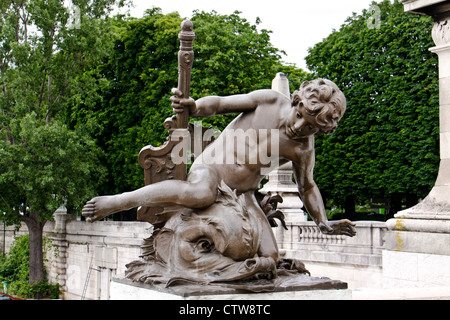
(82, 20, 356, 288)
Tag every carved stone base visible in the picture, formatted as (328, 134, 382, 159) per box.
(110, 273, 350, 300)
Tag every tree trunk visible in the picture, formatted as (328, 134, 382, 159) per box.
(23, 211, 47, 285)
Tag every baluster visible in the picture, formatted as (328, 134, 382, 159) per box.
(298, 225, 304, 243)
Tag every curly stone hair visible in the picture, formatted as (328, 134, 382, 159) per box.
(291, 78, 346, 135)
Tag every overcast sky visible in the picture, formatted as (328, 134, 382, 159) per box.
(121, 0, 380, 70)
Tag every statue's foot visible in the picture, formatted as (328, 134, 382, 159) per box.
(82, 196, 119, 222)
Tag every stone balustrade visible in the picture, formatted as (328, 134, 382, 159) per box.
(278, 221, 386, 256)
(2, 217, 388, 297)
(297, 225, 346, 244)
(275, 220, 387, 289)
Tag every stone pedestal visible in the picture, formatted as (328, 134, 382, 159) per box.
(110, 274, 351, 300)
(385, 0, 450, 288)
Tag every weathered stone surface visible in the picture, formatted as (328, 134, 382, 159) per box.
(111, 273, 348, 299)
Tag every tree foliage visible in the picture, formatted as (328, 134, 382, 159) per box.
(0, 0, 124, 284)
(306, 0, 439, 215)
(0, 113, 103, 222)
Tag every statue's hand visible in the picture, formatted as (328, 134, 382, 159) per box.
(170, 88, 195, 114)
(318, 219, 356, 237)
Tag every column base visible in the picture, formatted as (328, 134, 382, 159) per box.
(394, 185, 450, 220)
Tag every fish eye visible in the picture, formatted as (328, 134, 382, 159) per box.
(195, 238, 214, 253)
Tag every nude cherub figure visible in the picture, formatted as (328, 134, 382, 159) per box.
(82, 78, 356, 261)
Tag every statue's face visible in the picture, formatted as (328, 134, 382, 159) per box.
(126, 186, 277, 286)
(285, 101, 320, 138)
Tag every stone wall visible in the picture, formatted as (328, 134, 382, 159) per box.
(1, 213, 387, 299)
(1, 223, 28, 255)
(1, 214, 151, 300)
(383, 219, 450, 288)
(50, 219, 150, 300)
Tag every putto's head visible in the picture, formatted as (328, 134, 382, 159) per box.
(291, 79, 346, 135)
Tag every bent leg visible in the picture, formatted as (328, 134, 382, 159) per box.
(82, 165, 220, 222)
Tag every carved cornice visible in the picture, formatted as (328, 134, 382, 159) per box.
(401, 0, 450, 20)
(432, 17, 450, 46)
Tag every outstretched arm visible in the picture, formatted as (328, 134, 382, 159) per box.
(293, 147, 328, 227)
(293, 146, 356, 237)
(171, 88, 279, 117)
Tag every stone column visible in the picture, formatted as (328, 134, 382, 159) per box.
(46, 205, 74, 293)
(428, 12, 450, 215)
(396, 0, 450, 220)
(383, 0, 450, 288)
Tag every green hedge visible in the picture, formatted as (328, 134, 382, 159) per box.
(0, 235, 60, 299)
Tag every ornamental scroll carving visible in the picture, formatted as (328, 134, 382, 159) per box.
(432, 18, 450, 47)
